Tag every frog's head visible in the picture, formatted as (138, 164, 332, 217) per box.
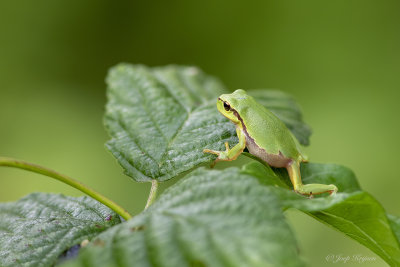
(217, 89, 249, 124)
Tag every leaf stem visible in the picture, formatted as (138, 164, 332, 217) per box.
(0, 157, 132, 220)
(144, 179, 158, 210)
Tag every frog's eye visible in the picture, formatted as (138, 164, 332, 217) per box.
(223, 102, 231, 111)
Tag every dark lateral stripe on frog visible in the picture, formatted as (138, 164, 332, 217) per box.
(218, 97, 254, 144)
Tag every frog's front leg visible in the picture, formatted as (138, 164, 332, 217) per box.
(287, 161, 338, 196)
(203, 127, 246, 166)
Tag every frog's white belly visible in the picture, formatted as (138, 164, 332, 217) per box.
(243, 130, 292, 168)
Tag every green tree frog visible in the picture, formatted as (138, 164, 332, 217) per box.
(204, 89, 338, 197)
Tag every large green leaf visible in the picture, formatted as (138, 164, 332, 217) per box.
(0, 193, 121, 267)
(63, 167, 305, 267)
(389, 214, 400, 244)
(243, 161, 400, 266)
(299, 163, 399, 265)
(104, 64, 231, 182)
(104, 64, 311, 182)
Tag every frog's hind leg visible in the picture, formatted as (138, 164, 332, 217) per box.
(286, 161, 338, 196)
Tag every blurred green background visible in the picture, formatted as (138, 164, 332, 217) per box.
(1, 1, 399, 266)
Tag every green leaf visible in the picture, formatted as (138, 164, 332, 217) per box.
(242, 161, 400, 266)
(104, 64, 232, 182)
(64, 167, 305, 267)
(388, 214, 400, 244)
(0, 193, 121, 267)
(104, 64, 311, 182)
(310, 192, 400, 266)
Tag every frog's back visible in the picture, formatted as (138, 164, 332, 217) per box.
(234, 95, 303, 162)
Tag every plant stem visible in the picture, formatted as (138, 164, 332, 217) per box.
(0, 157, 132, 220)
(144, 179, 158, 210)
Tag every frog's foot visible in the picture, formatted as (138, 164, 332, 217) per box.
(295, 184, 338, 197)
(203, 142, 231, 167)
